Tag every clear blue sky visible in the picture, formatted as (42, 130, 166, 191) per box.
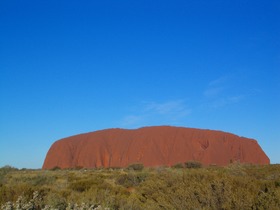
(1, 0, 279, 168)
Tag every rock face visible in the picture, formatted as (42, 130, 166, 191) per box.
(42, 126, 270, 169)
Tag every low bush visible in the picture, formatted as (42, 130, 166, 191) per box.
(50, 166, 61, 171)
(172, 163, 184, 168)
(0, 166, 18, 184)
(126, 163, 144, 171)
(185, 161, 202, 168)
(116, 172, 148, 187)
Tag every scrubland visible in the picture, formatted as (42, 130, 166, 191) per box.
(0, 163, 279, 209)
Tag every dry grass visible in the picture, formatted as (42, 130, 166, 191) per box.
(1, 164, 280, 209)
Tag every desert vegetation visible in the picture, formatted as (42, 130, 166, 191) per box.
(0, 163, 280, 209)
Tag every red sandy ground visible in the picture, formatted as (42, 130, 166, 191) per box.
(42, 126, 270, 169)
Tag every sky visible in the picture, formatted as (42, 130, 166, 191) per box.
(0, 0, 279, 169)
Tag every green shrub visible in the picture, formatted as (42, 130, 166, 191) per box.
(69, 179, 95, 192)
(185, 161, 202, 168)
(50, 166, 61, 171)
(0, 165, 18, 184)
(46, 193, 67, 210)
(172, 163, 184, 169)
(116, 172, 148, 187)
(127, 163, 144, 171)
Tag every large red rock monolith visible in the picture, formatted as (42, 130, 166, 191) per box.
(42, 126, 269, 169)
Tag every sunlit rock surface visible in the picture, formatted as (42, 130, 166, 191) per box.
(43, 126, 270, 169)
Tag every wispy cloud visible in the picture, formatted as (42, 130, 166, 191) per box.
(211, 95, 244, 108)
(121, 115, 144, 127)
(203, 75, 244, 108)
(203, 87, 224, 98)
(120, 100, 191, 127)
(203, 76, 228, 98)
(208, 76, 229, 86)
(144, 100, 190, 115)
